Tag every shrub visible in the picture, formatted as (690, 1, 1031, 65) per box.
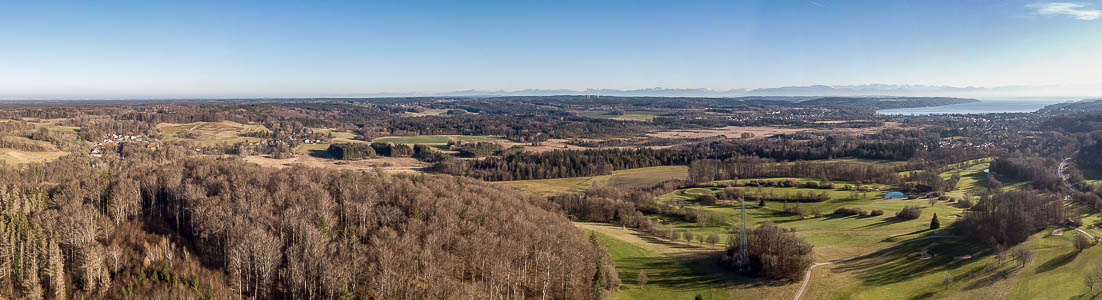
(897, 205, 922, 220)
(697, 193, 718, 205)
(956, 198, 973, 208)
(370, 142, 392, 156)
(833, 207, 863, 216)
(870, 209, 885, 216)
(390, 143, 414, 157)
(1076, 234, 1092, 253)
(930, 213, 941, 229)
(413, 144, 449, 162)
(784, 206, 804, 216)
(1011, 246, 1034, 267)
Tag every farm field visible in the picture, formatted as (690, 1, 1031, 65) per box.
(404, 108, 450, 117)
(19, 118, 81, 135)
(243, 154, 428, 173)
(577, 110, 665, 121)
(647, 123, 902, 139)
(0, 148, 69, 165)
(493, 166, 688, 197)
(371, 135, 502, 145)
(157, 121, 269, 146)
(0, 135, 70, 165)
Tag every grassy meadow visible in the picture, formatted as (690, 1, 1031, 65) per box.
(157, 121, 269, 146)
(493, 166, 688, 197)
(0, 119, 74, 165)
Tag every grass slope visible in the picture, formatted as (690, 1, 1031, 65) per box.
(494, 166, 688, 197)
(579, 222, 798, 300)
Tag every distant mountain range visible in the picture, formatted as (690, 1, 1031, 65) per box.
(353, 84, 1077, 98)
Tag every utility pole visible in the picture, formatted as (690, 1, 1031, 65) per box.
(736, 197, 749, 272)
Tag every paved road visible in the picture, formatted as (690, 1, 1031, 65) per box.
(792, 236, 951, 300)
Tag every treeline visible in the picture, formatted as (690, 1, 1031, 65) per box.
(0, 154, 619, 299)
(715, 187, 832, 203)
(430, 136, 962, 181)
(449, 140, 503, 158)
(431, 148, 686, 181)
(327, 142, 416, 160)
(327, 143, 376, 160)
(688, 157, 903, 185)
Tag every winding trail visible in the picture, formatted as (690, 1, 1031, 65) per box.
(792, 235, 952, 300)
(1059, 150, 1079, 190)
(1057, 150, 1096, 241)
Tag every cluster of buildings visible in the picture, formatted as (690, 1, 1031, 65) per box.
(90, 134, 145, 155)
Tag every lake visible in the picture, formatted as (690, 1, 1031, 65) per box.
(877, 100, 1069, 115)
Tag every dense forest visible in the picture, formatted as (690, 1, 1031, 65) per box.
(0, 152, 618, 299)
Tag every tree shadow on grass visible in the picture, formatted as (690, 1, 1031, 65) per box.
(635, 231, 715, 251)
(622, 252, 747, 290)
(854, 217, 909, 229)
(961, 264, 1021, 291)
(308, 149, 333, 158)
(909, 291, 938, 300)
(830, 238, 984, 286)
(1035, 251, 1079, 273)
(881, 229, 932, 242)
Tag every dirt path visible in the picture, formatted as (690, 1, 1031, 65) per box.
(792, 236, 952, 300)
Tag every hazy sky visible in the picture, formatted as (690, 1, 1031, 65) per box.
(2, 0, 1101, 98)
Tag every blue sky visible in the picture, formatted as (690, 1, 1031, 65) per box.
(1, 0, 1101, 98)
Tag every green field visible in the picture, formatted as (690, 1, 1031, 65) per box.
(499, 158, 1102, 299)
(579, 222, 800, 300)
(656, 182, 962, 261)
(802, 228, 1102, 300)
(371, 135, 502, 144)
(939, 158, 1027, 200)
(493, 166, 688, 197)
(589, 231, 731, 300)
